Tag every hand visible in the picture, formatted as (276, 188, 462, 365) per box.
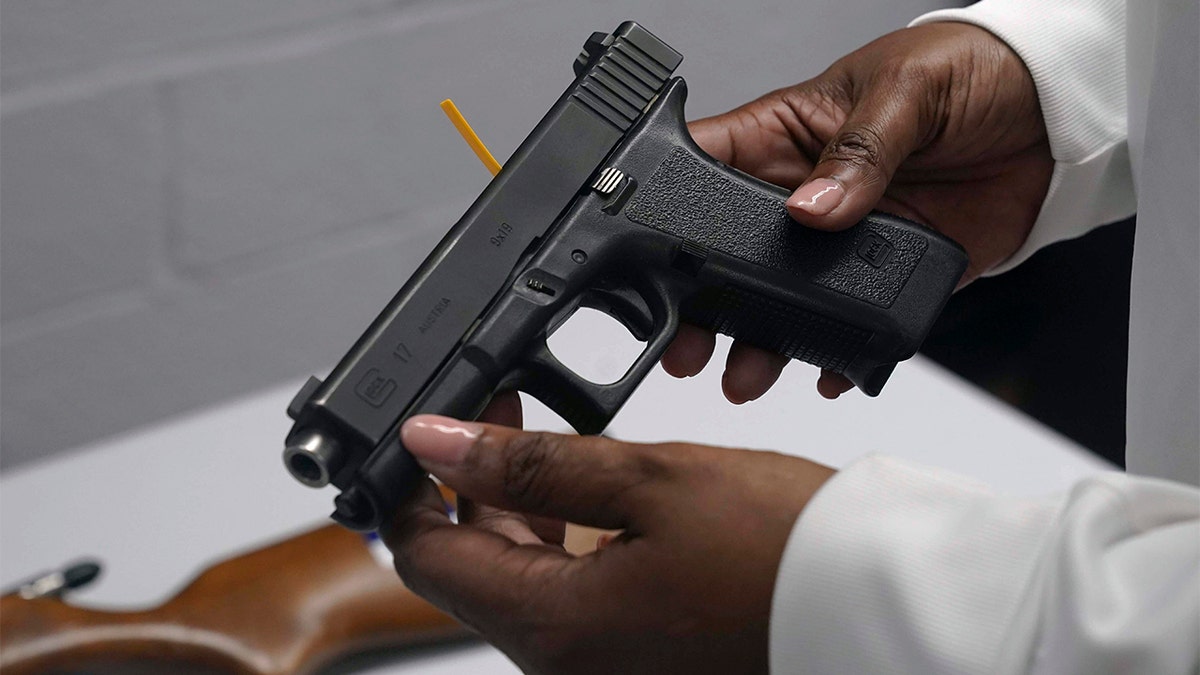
(663, 22, 1054, 401)
(381, 407, 835, 674)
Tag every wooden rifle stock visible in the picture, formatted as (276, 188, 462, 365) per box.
(0, 525, 465, 674)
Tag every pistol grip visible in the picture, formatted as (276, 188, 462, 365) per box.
(608, 78, 966, 394)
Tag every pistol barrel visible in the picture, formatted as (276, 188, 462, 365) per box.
(283, 429, 344, 488)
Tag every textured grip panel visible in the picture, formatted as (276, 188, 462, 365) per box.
(625, 149, 928, 308)
(683, 286, 871, 373)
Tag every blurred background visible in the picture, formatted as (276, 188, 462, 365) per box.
(0, 0, 1129, 474)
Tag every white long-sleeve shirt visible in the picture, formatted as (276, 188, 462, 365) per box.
(770, 1, 1200, 672)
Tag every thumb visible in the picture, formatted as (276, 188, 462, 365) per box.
(399, 415, 663, 530)
(787, 84, 925, 231)
(688, 114, 736, 164)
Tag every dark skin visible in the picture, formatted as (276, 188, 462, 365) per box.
(669, 22, 1053, 401)
(383, 22, 1054, 674)
(383, 404, 834, 674)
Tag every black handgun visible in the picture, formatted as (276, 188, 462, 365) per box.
(283, 22, 968, 530)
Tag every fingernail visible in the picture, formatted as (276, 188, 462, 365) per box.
(400, 415, 482, 468)
(787, 178, 844, 216)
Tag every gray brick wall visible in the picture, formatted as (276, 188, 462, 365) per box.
(1, 0, 960, 470)
(1, 85, 166, 322)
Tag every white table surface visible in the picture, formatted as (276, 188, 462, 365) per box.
(0, 319, 1113, 673)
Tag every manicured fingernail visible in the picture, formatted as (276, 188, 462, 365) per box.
(787, 178, 844, 216)
(400, 415, 482, 468)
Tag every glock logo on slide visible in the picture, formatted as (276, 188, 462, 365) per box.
(355, 369, 397, 408)
(857, 233, 894, 268)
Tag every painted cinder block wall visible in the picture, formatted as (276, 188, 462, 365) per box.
(0, 0, 960, 470)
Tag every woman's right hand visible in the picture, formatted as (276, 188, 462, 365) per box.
(663, 21, 1054, 401)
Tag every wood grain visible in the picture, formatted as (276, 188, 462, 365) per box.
(0, 525, 464, 675)
(1, 496, 616, 675)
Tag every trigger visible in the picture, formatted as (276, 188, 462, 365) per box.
(581, 283, 655, 341)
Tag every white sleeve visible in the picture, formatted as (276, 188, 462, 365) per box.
(910, 0, 1136, 274)
(770, 455, 1200, 674)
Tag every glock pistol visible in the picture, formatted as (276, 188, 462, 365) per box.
(283, 21, 968, 530)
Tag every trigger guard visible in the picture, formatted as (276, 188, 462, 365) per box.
(503, 276, 680, 435)
(578, 281, 655, 341)
(499, 339, 612, 434)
